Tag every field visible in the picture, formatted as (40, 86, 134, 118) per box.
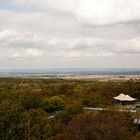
(52, 74, 140, 81)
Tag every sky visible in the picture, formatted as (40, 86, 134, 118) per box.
(0, 0, 140, 69)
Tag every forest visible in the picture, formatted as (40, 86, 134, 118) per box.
(0, 77, 140, 140)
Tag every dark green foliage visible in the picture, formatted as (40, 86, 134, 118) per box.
(0, 101, 28, 140)
(0, 92, 11, 103)
(19, 93, 42, 110)
(55, 104, 83, 124)
(82, 92, 107, 107)
(27, 109, 52, 140)
(0, 101, 53, 140)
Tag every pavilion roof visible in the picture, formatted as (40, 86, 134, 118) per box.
(113, 93, 136, 101)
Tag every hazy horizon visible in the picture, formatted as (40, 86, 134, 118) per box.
(0, 67, 140, 71)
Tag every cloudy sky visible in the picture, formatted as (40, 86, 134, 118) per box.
(0, 0, 140, 69)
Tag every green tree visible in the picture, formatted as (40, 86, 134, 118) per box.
(55, 104, 83, 124)
(64, 111, 132, 140)
(27, 109, 52, 140)
(19, 93, 42, 110)
(0, 101, 28, 140)
(43, 96, 64, 112)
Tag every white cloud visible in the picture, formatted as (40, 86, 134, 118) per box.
(0, 29, 44, 47)
(0, 9, 80, 38)
(12, 0, 77, 12)
(0, 48, 43, 59)
(75, 0, 140, 25)
(0, 29, 44, 59)
(12, 0, 140, 25)
(25, 48, 43, 57)
(116, 37, 140, 53)
(0, 27, 140, 61)
(0, 1, 140, 68)
(47, 36, 140, 56)
(47, 50, 105, 59)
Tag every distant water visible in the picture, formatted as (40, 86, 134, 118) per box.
(0, 68, 140, 77)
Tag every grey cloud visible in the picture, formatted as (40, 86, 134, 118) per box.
(80, 22, 140, 40)
(0, 29, 45, 48)
(0, 0, 139, 69)
(12, 0, 140, 26)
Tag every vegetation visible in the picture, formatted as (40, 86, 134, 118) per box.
(43, 96, 64, 112)
(0, 77, 140, 139)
